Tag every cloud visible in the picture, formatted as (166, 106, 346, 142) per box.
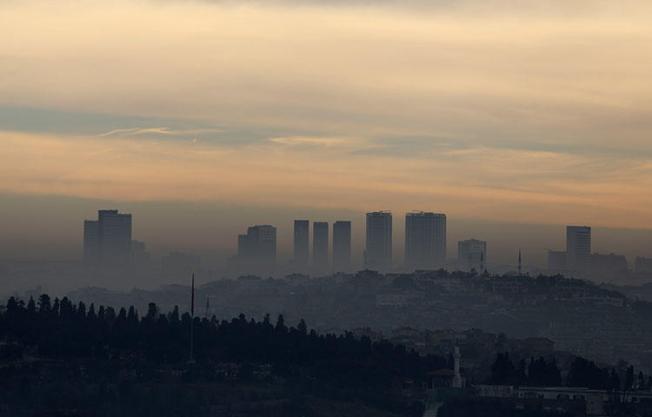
(98, 127, 223, 137)
(1, 0, 651, 228)
(98, 127, 173, 137)
(1, 130, 651, 229)
(269, 136, 356, 147)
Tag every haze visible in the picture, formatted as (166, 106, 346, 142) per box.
(1, 0, 652, 282)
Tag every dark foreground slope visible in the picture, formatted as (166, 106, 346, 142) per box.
(0, 295, 434, 417)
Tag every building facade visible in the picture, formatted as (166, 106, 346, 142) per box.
(332, 221, 352, 272)
(98, 209, 132, 263)
(237, 225, 277, 275)
(365, 211, 392, 271)
(312, 222, 329, 273)
(404, 212, 446, 271)
(293, 220, 310, 270)
(566, 226, 591, 271)
(83, 209, 132, 266)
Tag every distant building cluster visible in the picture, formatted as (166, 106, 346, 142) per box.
(231, 210, 484, 276)
(290, 219, 353, 275)
(547, 226, 643, 280)
(83, 210, 148, 267)
(235, 225, 277, 276)
(81, 209, 650, 283)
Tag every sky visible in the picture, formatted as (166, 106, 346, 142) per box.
(1, 0, 652, 266)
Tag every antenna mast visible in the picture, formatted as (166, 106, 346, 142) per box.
(189, 273, 195, 364)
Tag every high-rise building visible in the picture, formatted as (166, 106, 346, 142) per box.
(404, 212, 446, 271)
(365, 211, 392, 271)
(566, 226, 591, 271)
(83, 209, 132, 266)
(237, 225, 277, 275)
(293, 220, 310, 269)
(458, 239, 487, 272)
(98, 209, 132, 263)
(332, 221, 352, 272)
(313, 222, 329, 272)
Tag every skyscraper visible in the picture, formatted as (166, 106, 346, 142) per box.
(365, 211, 392, 271)
(566, 226, 591, 271)
(312, 222, 329, 272)
(83, 209, 132, 266)
(332, 221, 352, 272)
(458, 239, 487, 272)
(237, 225, 277, 275)
(293, 220, 310, 269)
(98, 209, 133, 263)
(404, 212, 446, 271)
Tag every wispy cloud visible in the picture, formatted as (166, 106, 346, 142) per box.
(269, 136, 356, 147)
(98, 127, 223, 138)
(98, 127, 174, 137)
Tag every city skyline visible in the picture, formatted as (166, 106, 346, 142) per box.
(75, 208, 652, 284)
(3, 2, 652, 415)
(3, 198, 651, 273)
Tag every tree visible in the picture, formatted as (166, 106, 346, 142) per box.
(297, 319, 308, 336)
(38, 294, 51, 314)
(624, 365, 634, 391)
(490, 353, 516, 385)
(609, 369, 621, 391)
(275, 314, 287, 334)
(146, 303, 158, 321)
(26, 297, 36, 315)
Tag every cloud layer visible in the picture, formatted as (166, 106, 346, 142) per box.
(1, 0, 651, 228)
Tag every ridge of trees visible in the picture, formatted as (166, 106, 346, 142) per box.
(0, 294, 447, 390)
(489, 353, 652, 392)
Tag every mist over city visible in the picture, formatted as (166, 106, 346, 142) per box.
(2, 0, 652, 416)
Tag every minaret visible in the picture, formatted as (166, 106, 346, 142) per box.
(518, 249, 522, 275)
(189, 273, 195, 364)
(452, 346, 463, 388)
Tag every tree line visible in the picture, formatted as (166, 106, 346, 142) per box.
(489, 352, 652, 392)
(0, 294, 447, 393)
